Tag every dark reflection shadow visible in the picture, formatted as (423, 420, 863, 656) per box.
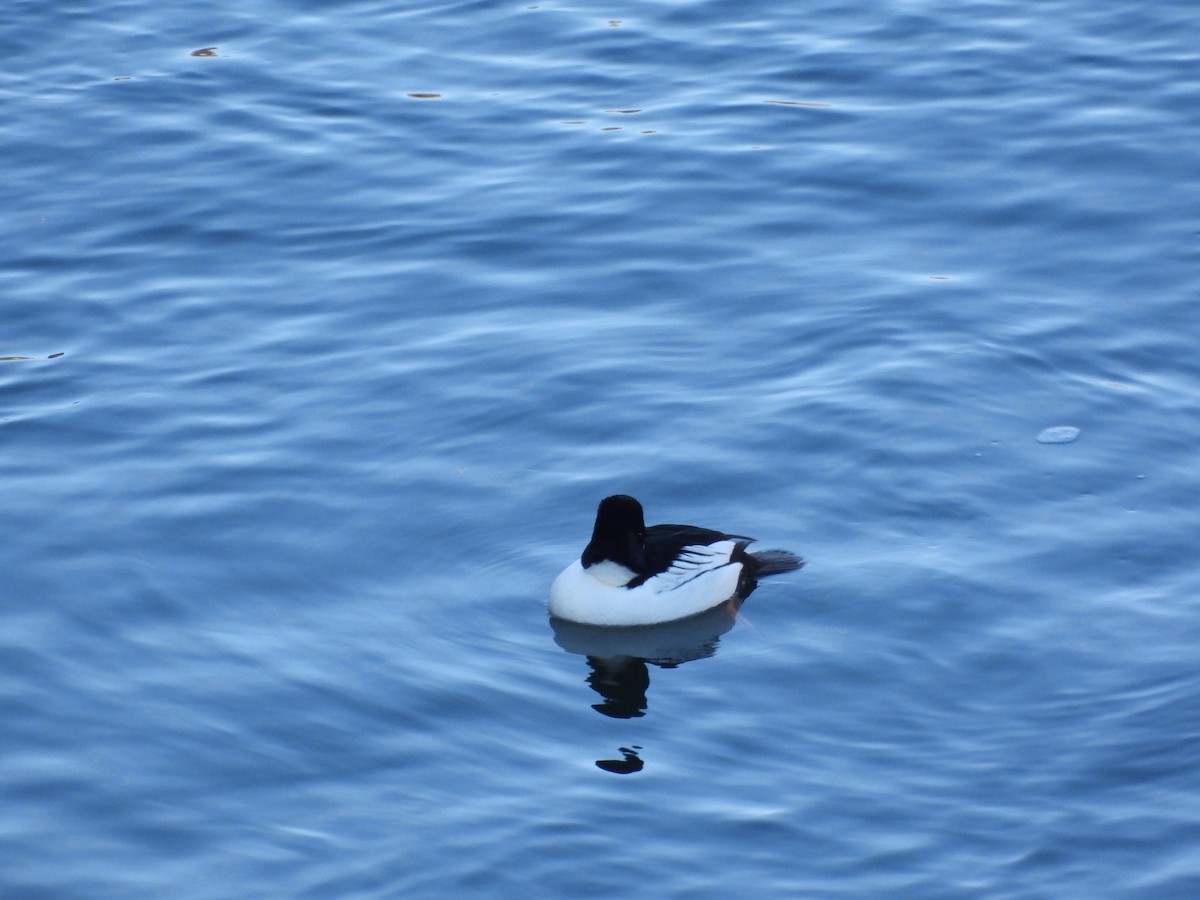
(550, 600, 743, 774)
(596, 745, 644, 774)
(586, 655, 650, 719)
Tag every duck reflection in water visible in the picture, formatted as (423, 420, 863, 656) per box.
(550, 599, 744, 773)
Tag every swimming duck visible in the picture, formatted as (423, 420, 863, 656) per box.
(549, 494, 803, 626)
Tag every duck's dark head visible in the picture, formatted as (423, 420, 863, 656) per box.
(581, 494, 647, 574)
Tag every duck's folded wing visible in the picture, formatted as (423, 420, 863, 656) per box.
(633, 539, 746, 591)
(641, 524, 753, 576)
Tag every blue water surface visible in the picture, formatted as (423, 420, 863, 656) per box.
(3, 0, 1200, 896)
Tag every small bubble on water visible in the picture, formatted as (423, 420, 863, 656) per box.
(1036, 425, 1080, 444)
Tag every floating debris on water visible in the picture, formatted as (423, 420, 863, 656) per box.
(1037, 426, 1080, 444)
(1, 352, 66, 361)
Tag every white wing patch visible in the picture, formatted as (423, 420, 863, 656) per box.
(647, 541, 740, 592)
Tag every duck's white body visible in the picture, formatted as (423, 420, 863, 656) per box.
(549, 540, 745, 627)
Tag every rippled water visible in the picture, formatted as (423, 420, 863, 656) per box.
(4, 0, 1200, 896)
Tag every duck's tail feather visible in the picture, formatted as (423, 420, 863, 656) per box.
(749, 549, 805, 576)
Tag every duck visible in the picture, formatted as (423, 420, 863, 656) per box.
(549, 494, 804, 626)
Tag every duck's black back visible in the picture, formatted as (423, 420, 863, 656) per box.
(641, 524, 753, 577)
